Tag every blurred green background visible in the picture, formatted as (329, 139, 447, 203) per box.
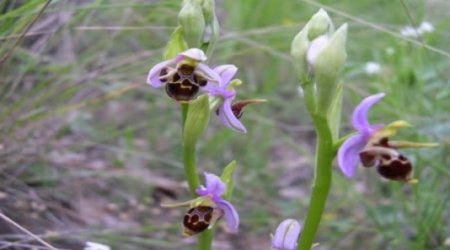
(0, 0, 449, 249)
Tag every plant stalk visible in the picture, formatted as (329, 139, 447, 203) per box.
(297, 114, 334, 250)
(181, 103, 214, 250)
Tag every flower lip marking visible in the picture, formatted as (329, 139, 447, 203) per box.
(359, 137, 413, 181)
(147, 48, 220, 102)
(183, 206, 220, 236)
(159, 62, 211, 102)
(161, 172, 239, 236)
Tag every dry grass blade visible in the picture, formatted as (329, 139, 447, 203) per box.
(0, 212, 59, 250)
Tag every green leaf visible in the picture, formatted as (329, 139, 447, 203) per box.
(327, 82, 343, 142)
(220, 160, 237, 199)
(163, 26, 189, 60)
(183, 94, 210, 146)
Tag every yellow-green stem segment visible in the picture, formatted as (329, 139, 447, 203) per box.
(181, 103, 214, 250)
(297, 114, 334, 250)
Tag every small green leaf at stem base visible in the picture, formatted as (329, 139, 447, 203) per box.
(163, 26, 189, 60)
(327, 82, 343, 142)
(220, 160, 237, 200)
(183, 94, 211, 146)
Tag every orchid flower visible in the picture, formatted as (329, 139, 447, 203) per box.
(146, 48, 220, 102)
(208, 64, 265, 134)
(195, 172, 239, 232)
(162, 172, 238, 236)
(338, 93, 437, 181)
(272, 219, 301, 250)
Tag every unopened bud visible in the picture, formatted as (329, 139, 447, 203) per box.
(313, 24, 347, 113)
(271, 219, 301, 250)
(178, 0, 206, 48)
(307, 8, 334, 40)
(290, 28, 310, 83)
(200, 0, 219, 56)
(200, 0, 215, 24)
(291, 9, 347, 113)
(290, 8, 334, 83)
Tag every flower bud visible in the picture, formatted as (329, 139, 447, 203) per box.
(199, 0, 219, 57)
(200, 0, 214, 24)
(177, 0, 219, 57)
(178, 0, 206, 48)
(313, 24, 347, 113)
(272, 219, 301, 250)
(307, 8, 334, 40)
(201, 17, 219, 57)
(291, 9, 347, 113)
(290, 28, 310, 83)
(290, 8, 334, 83)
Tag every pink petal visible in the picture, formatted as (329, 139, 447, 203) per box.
(197, 63, 222, 85)
(337, 134, 367, 178)
(216, 199, 239, 231)
(351, 93, 385, 135)
(146, 59, 175, 88)
(213, 64, 238, 88)
(196, 63, 223, 95)
(272, 219, 301, 250)
(204, 172, 225, 197)
(218, 98, 247, 134)
(306, 35, 329, 68)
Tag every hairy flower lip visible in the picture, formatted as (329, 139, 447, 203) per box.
(146, 48, 220, 101)
(196, 172, 239, 232)
(161, 172, 239, 235)
(195, 172, 239, 231)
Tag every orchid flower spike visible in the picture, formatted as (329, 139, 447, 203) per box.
(272, 219, 301, 250)
(207, 64, 266, 134)
(337, 93, 438, 182)
(147, 48, 220, 102)
(162, 172, 239, 236)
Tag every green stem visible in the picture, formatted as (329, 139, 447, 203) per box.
(198, 231, 214, 250)
(303, 82, 316, 114)
(183, 143, 200, 195)
(180, 103, 214, 250)
(181, 103, 199, 194)
(297, 114, 334, 250)
(181, 103, 189, 128)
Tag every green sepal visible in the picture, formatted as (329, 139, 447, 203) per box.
(163, 26, 189, 60)
(220, 160, 236, 200)
(178, 0, 205, 48)
(389, 140, 439, 148)
(290, 27, 310, 84)
(327, 82, 343, 142)
(307, 8, 334, 40)
(183, 94, 210, 146)
(201, 16, 219, 58)
(314, 24, 347, 115)
(200, 0, 215, 24)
